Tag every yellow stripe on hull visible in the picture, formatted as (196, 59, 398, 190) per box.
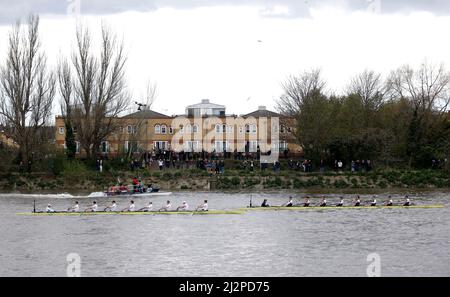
(17, 210, 245, 216)
(240, 204, 445, 211)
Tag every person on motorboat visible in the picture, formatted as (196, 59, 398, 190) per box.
(177, 201, 189, 211)
(336, 197, 344, 207)
(261, 199, 270, 207)
(159, 200, 172, 211)
(67, 201, 79, 212)
(319, 196, 327, 207)
(46, 204, 55, 213)
(196, 200, 208, 211)
(104, 200, 117, 211)
(85, 201, 98, 212)
(138, 201, 153, 212)
(119, 184, 128, 194)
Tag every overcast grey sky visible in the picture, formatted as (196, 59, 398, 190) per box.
(0, 1, 449, 116)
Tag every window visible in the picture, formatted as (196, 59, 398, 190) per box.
(58, 127, 65, 135)
(179, 125, 184, 134)
(169, 126, 174, 134)
(222, 124, 226, 133)
(280, 125, 285, 133)
(124, 141, 139, 153)
(226, 125, 233, 133)
(72, 127, 77, 134)
(273, 124, 279, 133)
(192, 124, 199, 133)
(214, 141, 228, 152)
(75, 141, 80, 154)
(272, 141, 288, 151)
(127, 125, 136, 134)
(186, 124, 192, 133)
(101, 141, 109, 153)
(161, 125, 167, 134)
(185, 141, 200, 152)
(216, 124, 221, 133)
(245, 124, 250, 133)
(239, 126, 244, 134)
(249, 141, 258, 152)
(154, 141, 168, 150)
(251, 124, 257, 134)
(154, 125, 161, 134)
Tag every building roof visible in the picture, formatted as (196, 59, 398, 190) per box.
(186, 99, 225, 110)
(121, 109, 172, 119)
(243, 106, 282, 118)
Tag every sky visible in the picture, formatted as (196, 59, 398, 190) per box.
(0, 0, 450, 117)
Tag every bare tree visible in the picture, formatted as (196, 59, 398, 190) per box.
(276, 68, 326, 116)
(348, 69, 386, 111)
(0, 15, 56, 166)
(387, 61, 450, 116)
(59, 23, 130, 159)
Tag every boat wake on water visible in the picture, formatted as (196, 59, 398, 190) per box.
(0, 193, 75, 199)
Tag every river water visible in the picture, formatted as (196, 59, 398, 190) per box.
(0, 191, 449, 276)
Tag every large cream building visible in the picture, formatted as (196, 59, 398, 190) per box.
(55, 99, 301, 158)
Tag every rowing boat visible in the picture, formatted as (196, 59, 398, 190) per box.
(17, 209, 244, 216)
(240, 204, 445, 211)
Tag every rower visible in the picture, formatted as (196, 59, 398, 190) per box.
(159, 200, 172, 211)
(283, 197, 294, 207)
(336, 197, 344, 207)
(261, 199, 270, 207)
(67, 201, 79, 212)
(104, 200, 117, 211)
(46, 204, 55, 213)
(371, 196, 377, 206)
(138, 201, 153, 212)
(122, 200, 135, 212)
(354, 195, 361, 207)
(403, 195, 411, 206)
(386, 195, 394, 206)
(85, 201, 98, 212)
(303, 196, 310, 207)
(177, 201, 189, 211)
(319, 196, 327, 207)
(196, 200, 208, 211)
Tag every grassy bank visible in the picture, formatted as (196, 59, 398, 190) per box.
(1, 162, 449, 193)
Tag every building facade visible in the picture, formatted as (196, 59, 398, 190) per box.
(55, 99, 302, 159)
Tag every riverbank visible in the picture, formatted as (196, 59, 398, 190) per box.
(1, 168, 449, 193)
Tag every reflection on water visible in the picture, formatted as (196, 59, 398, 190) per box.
(0, 192, 449, 276)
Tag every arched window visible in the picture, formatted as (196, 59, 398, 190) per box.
(186, 124, 192, 133)
(179, 125, 184, 134)
(127, 125, 136, 134)
(251, 124, 257, 133)
(161, 125, 167, 134)
(154, 125, 161, 134)
(216, 124, 221, 133)
(192, 124, 199, 133)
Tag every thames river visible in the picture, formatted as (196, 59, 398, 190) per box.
(0, 191, 449, 276)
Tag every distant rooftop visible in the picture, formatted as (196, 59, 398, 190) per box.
(121, 109, 172, 119)
(243, 106, 282, 118)
(186, 99, 225, 110)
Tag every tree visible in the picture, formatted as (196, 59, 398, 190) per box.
(59, 23, 130, 160)
(0, 15, 56, 166)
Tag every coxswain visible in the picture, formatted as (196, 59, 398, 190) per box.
(354, 195, 361, 207)
(46, 204, 55, 213)
(67, 201, 79, 212)
(177, 201, 189, 211)
(283, 197, 294, 207)
(196, 200, 208, 211)
(85, 201, 98, 212)
(122, 200, 135, 212)
(319, 196, 327, 207)
(403, 195, 411, 206)
(261, 199, 270, 207)
(138, 201, 153, 212)
(104, 200, 117, 211)
(159, 200, 172, 211)
(336, 197, 344, 207)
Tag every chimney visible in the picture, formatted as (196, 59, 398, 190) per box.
(258, 105, 266, 111)
(201, 99, 210, 104)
